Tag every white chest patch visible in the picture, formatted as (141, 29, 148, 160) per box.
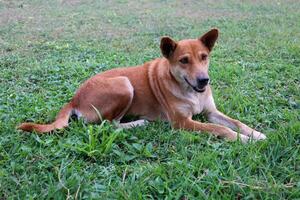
(189, 93, 205, 115)
(175, 90, 208, 117)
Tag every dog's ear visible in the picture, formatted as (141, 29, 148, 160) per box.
(199, 28, 219, 51)
(160, 36, 177, 58)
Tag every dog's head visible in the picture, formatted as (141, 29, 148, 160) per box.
(160, 29, 218, 93)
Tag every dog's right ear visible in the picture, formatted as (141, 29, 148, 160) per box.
(160, 36, 177, 58)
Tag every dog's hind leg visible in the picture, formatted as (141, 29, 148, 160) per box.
(73, 76, 134, 123)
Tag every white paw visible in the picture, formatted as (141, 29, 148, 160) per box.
(134, 119, 149, 127)
(251, 131, 267, 141)
(239, 134, 250, 143)
(116, 119, 149, 129)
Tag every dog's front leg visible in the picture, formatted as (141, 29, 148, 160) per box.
(173, 118, 249, 143)
(206, 110, 266, 140)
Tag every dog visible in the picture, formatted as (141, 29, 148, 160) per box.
(18, 29, 266, 142)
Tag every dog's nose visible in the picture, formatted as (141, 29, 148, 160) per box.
(197, 77, 209, 88)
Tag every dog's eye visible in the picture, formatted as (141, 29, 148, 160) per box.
(179, 57, 189, 64)
(200, 54, 208, 61)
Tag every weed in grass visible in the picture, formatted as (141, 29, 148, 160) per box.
(64, 121, 119, 160)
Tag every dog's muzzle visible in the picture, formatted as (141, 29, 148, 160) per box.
(196, 77, 209, 88)
(184, 77, 209, 93)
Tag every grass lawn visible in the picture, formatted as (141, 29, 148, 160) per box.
(0, 0, 300, 199)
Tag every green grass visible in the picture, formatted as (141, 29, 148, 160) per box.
(1, 0, 300, 199)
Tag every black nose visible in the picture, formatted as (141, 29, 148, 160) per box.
(197, 77, 209, 88)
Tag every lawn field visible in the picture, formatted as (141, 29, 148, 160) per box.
(0, 0, 300, 199)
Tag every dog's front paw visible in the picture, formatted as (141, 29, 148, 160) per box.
(251, 130, 267, 141)
(239, 134, 250, 143)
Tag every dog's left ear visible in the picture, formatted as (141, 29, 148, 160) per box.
(199, 28, 219, 51)
(160, 36, 177, 58)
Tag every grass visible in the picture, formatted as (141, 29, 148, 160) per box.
(0, 0, 300, 199)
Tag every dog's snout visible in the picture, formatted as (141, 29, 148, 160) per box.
(197, 77, 209, 87)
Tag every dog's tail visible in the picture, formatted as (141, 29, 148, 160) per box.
(17, 103, 73, 133)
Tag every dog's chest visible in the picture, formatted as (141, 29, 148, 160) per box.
(176, 92, 206, 116)
(189, 93, 205, 114)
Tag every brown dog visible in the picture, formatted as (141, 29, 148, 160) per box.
(18, 29, 266, 142)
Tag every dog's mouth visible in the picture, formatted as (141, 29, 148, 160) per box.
(184, 77, 206, 93)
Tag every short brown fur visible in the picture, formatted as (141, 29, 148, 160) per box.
(18, 29, 266, 142)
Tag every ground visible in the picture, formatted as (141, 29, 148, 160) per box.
(0, 0, 299, 199)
